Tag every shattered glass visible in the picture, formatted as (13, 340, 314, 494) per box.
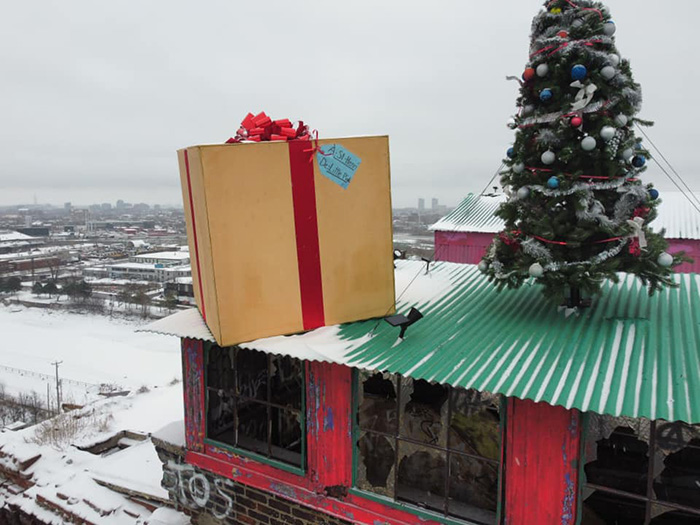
(397, 442, 446, 514)
(358, 372, 397, 434)
(400, 379, 448, 447)
(357, 431, 395, 497)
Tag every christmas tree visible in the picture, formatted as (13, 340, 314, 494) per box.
(480, 0, 681, 306)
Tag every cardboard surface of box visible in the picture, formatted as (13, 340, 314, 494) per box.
(178, 136, 395, 347)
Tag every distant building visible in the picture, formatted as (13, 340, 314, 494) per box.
(83, 250, 191, 283)
(418, 198, 425, 211)
(431, 197, 438, 211)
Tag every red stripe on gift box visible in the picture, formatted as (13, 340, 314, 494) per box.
(184, 150, 207, 321)
(288, 140, 325, 331)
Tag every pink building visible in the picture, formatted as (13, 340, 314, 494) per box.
(432, 192, 700, 272)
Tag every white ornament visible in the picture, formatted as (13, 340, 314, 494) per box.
(603, 21, 617, 36)
(507, 117, 517, 129)
(609, 54, 621, 67)
(620, 148, 634, 161)
(600, 126, 616, 142)
(601, 66, 616, 80)
(658, 252, 673, 267)
(541, 150, 556, 165)
(570, 80, 598, 111)
(521, 105, 535, 117)
(478, 260, 490, 272)
(513, 163, 525, 174)
(581, 136, 597, 151)
(536, 64, 549, 77)
(529, 263, 544, 278)
(614, 114, 628, 127)
(517, 187, 530, 199)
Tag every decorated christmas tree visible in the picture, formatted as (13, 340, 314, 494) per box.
(480, 0, 681, 306)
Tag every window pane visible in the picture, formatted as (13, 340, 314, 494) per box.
(359, 372, 398, 434)
(581, 490, 646, 524)
(400, 379, 449, 447)
(270, 408, 303, 468)
(585, 426, 649, 495)
(450, 389, 501, 461)
(397, 442, 446, 514)
(653, 421, 700, 510)
(207, 388, 234, 445)
(649, 503, 700, 524)
(270, 355, 303, 410)
(237, 399, 268, 456)
(206, 345, 234, 390)
(356, 431, 395, 497)
(448, 454, 498, 524)
(236, 349, 268, 401)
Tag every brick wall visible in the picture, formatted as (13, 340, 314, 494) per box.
(155, 442, 351, 525)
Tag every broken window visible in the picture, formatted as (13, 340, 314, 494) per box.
(581, 415, 700, 524)
(205, 345, 304, 469)
(355, 371, 502, 524)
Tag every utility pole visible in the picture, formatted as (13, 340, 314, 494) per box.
(51, 361, 62, 414)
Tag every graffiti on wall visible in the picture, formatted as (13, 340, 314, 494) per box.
(164, 458, 236, 519)
(184, 339, 205, 452)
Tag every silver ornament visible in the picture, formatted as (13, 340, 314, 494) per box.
(507, 117, 517, 129)
(513, 163, 525, 174)
(658, 252, 673, 267)
(600, 126, 616, 142)
(529, 263, 544, 278)
(521, 105, 535, 117)
(609, 54, 621, 67)
(517, 187, 530, 199)
(601, 66, 616, 80)
(536, 64, 549, 77)
(581, 136, 597, 151)
(620, 148, 634, 161)
(614, 114, 628, 127)
(572, 19, 584, 28)
(478, 260, 490, 272)
(541, 150, 556, 165)
(603, 21, 616, 36)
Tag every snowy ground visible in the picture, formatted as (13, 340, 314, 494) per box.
(0, 305, 182, 405)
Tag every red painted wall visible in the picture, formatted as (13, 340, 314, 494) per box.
(435, 231, 700, 273)
(504, 399, 581, 525)
(434, 231, 495, 264)
(667, 238, 700, 273)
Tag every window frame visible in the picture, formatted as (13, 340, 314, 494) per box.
(350, 369, 507, 525)
(203, 342, 307, 477)
(578, 413, 700, 524)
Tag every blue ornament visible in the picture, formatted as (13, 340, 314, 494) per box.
(649, 189, 659, 200)
(540, 89, 553, 102)
(632, 155, 646, 168)
(547, 176, 560, 189)
(571, 64, 588, 81)
(507, 147, 515, 159)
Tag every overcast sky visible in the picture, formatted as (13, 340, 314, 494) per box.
(0, 1, 697, 208)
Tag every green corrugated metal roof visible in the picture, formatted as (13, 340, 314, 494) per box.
(144, 260, 700, 423)
(430, 193, 505, 233)
(337, 261, 700, 424)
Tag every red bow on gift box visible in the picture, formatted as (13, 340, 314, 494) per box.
(225, 112, 311, 143)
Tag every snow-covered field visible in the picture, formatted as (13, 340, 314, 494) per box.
(0, 305, 182, 404)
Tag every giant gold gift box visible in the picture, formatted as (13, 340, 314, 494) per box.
(177, 136, 395, 347)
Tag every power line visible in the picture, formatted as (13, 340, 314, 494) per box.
(634, 123, 700, 212)
(479, 163, 506, 196)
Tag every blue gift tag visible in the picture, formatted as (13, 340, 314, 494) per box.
(316, 144, 361, 189)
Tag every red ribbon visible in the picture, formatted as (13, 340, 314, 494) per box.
(530, 39, 601, 59)
(302, 129, 334, 164)
(288, 140, 325, 331)
(183, 150, 207, 321)
(524, 167, 638, 182)
(511, 229, 623, 246)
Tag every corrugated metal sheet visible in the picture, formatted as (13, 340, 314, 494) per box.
(430, 193, 505, 233)
(142, 308, 215, 341)
(653, 192, 700, 239)
(430, 191, 700, 240)
(142, 261, 700, 423)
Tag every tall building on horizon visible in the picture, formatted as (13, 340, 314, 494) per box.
(418, 198, 425, 211)
(432, 198, 438, 211)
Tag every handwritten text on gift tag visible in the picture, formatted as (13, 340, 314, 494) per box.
(316, 144, 361, 189)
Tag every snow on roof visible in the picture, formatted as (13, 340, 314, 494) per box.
(133, 251, 190, 261)
(0, 384, 189, 524)
(429, 192, 700, 240)
(0, 231, 34, 242)
(653, 192, 700, 239)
